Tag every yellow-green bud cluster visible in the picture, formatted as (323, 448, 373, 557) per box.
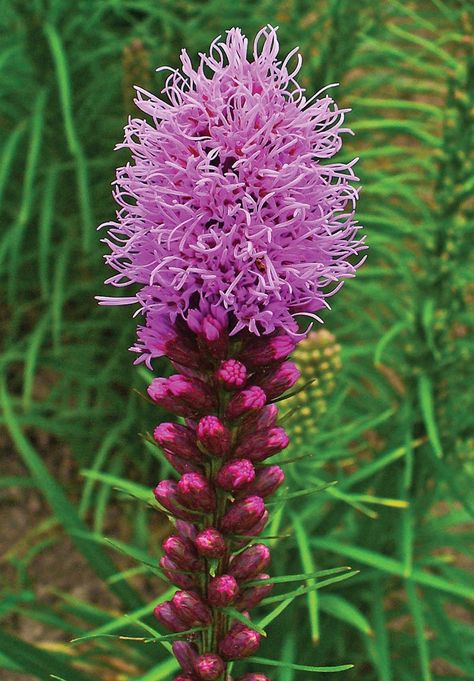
(286, 329, 342, 446)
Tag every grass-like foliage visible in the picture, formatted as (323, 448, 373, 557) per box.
(1, 1, 473, 679)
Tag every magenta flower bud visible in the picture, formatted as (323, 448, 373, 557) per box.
(236, 573, 273, 610)
(208, 574, 239, 607)
(216, 359, 248, 391)
(148, 375, 215, 417)
(196, 416, 231, 457)
(131, 315, 200, 369)
(194, 653, 225, 680)
(154, 422, 203, 462)
(159, 556, 197, 590)
(195, 528, 226, 559)
(178, 473, 216, 513)
(229, 544, 271, 582)
(219, 624, 261, 660)
(187, 304, 228, 359)
(172, 641, 198, 674)
(254, 361, 300, 400)
(240, 510, 269, 539)
(154, 601, 188, 632)
(173, 675, 195, 681)
(221, 496, 266, 535)
(239, 404, 278, 438)
(235, 427, 289, 462)
(162, 535, 202, 571)
(163, 450, 202, 475)
(175, 520, 198, 541)
(226, 386, 267, 421)
(216, 459, 256, 492)
(236, 675, 271, 681)
(154, 480, 196, 520)
(171, 590, 212, 627)
(239, 333, 297, 368)
(238, 465, 285, 498)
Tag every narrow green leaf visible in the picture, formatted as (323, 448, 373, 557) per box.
(248, 657, 354, 673)
(418, 374, 443, 458)
(292, 512, 319, 643)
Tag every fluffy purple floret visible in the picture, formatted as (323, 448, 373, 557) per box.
(99, 25, 365, 341)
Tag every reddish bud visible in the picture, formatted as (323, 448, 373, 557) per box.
(216, 359, 248, 390)
(172, 641, 198, 674)
(238, 465, 285, 498)
(148, 375, 215, 417)
(162, 535, 202, 571)
(196, 416, 231, 457)
(208, 574, 239, 607)
(173, 676, 195, 681)
(236, 573, 273, 610)
(216, 459, 255, 492)
(238, 333, 297, 367)
(240, 510, 269, 539)
(229, 544, 270, 581)
(154, 480, 197, 520)
(239, 404, 278, 438)
(154, 422, 203, 462)
(171, 590, 212, 627)
(221, 496, 266, 535)
(219, 624, 261, 660)
(187, 305, 228, 359)
(175, 520, 198, 541)
(159, 556, 198, 590)
(178, 473, 216, 513)
(194, 653, 225, 680)
(163, 450, 202, 475)
(195, 528, 226, 559)
(154, 601, 188, 632)
(226, 386, 267, 421)
(235, 427, 289, 462)
(254, 361, 300, 400)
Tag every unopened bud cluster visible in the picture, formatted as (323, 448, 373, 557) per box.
(286, 329, 342, 445)
(149, 306, 298, 680)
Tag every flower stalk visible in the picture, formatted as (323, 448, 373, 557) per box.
(151, 315, 296, 680)
(99, 24, 364, 680)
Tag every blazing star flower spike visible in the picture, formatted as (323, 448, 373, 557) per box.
(99, 24, 366, 681)
(99, 24, 365, 349)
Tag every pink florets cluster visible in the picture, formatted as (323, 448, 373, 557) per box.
(99, 25, 365, 342)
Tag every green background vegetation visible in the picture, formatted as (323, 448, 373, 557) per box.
(1, 0, 473, 679)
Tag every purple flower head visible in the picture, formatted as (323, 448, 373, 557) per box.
(99, 25, 365, 353)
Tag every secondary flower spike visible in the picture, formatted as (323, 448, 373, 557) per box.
(99, 23, 365, 681)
